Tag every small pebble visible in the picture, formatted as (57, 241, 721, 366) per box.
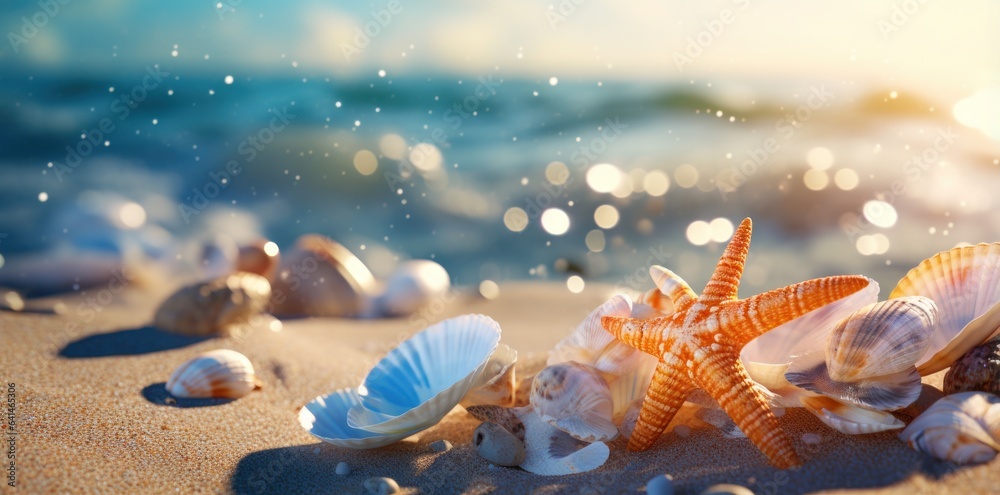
(429, 439, 453, 453)
(335, 462, 350, 476)
(701, 483, 754, 495)
(363, 477, 399, 495)
(673, 425, 691, 438)
(473, 422, 526, 466)
(0, 290, 25, 312)
(645, 474, 674, 495)
(801, 432, 822, 445)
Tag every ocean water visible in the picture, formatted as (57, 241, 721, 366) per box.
(1, 68, 998, 296)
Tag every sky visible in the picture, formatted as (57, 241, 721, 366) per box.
(2, 1, 998, 102)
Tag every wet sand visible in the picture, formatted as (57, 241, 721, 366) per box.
(1, 281, 998, 494)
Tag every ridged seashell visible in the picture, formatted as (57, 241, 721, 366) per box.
(799, 394, 904, 434)
(235, 239, 280, 280)
(944, 337, 1000, 394)
(348, 314, 501, 434)
(363, 477, 400, 495)
(153, 272, 271, 337)
(461, 344, 518, 408)
(514, 407, 610, 476)
(530, 362, 618, 442)
(473, 422, 526, 466)
(890, 242, 1000, 375)
(375, 260, 451, 317)
(785, 297, 936, 411)
(899, 392, 1000, 465)
(298, 388, 411, 449)
(269, 234, 377, 317)
(166, 349, 260, 399)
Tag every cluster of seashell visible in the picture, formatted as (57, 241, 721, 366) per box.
(298, 314, 515, 449)
(267, 234, 451, 319)
(166, 349, 262, 399)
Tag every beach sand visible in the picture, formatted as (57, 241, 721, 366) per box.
(2, 281, 999, 495)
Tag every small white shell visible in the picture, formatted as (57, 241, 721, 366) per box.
(899, 392, 1000, 465)
(799, 394, 904, 435)
(348, 314, 501, 434)
(785, 297, 936, 411)
(530, 362, 617, 442)
(514, 407, 610, 476)
(473, 422, 526, 466)
(890, 242, 1000, 375)
(461, 344, 518, 408)
(298, 388, 411, 449)
(269, 234, 377, 317)
(166, 349, 260, 399)
(375, 260, 451, 317)
(154, 272, 271, 337)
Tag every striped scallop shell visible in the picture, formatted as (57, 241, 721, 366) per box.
(530, 362, 617, 442)
(166, 349, 260, 399)
(348, 314, 500, 434)
(899, 392, 1000, 465)
(785, 297, 935, 411)
(890, 242, 1000, 375)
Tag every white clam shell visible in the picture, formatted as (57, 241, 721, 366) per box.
(298, 388, 411, 449)
(899, 392, 1000, 465)
(269, 234, 377, 317)
(800, 394, 904, 434)
(154, 272, 271, 337)
(166, 349, 259, 399)
(461, 344, 518, 408)
(785, 297, 936, 411)
(514, 407, 610, 476)
(890, 242, 1000, 375)
(348, 314, 501, 434)
(376, 260, 451, 317)
(530, 362, 618, 442)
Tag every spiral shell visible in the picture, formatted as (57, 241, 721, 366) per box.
(944, 337, 1000, 395)
(166, 349, 260, 399)
(530, 362, 617, 442)
(890, 242, 1000, 375)
(153, 272, 271, 337)
(899, 392, 1000, 465)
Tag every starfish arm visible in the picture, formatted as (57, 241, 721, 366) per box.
(649, 266, 697, 311)
(627, 359, 692, 451)
(701, 218, 752, 303)
(722, 275, 872, 348)
(692, 352, 801, 468)
(601, 316, 668, 356)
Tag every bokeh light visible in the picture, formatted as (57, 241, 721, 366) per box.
(594, 205, 620, 229)
(586, 164, 623, 193)
(541, 208, 571, 235)
(503, 207, 529, 232)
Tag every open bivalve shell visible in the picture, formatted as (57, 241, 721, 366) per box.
(890, 242, 1000, 375)
(785, 297, 936, 412)
(348, 314, 501, 434)
(900, 392, 1000, 465)
(166, 349, 261, 399)
(530, 362, 618, 443)
(299, 388, 412, 449)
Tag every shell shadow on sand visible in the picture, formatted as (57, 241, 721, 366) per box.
(141, 382, 236, 408)
(58, 326, 208, 358)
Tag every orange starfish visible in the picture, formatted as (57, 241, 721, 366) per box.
(602, 218, 871, 468)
